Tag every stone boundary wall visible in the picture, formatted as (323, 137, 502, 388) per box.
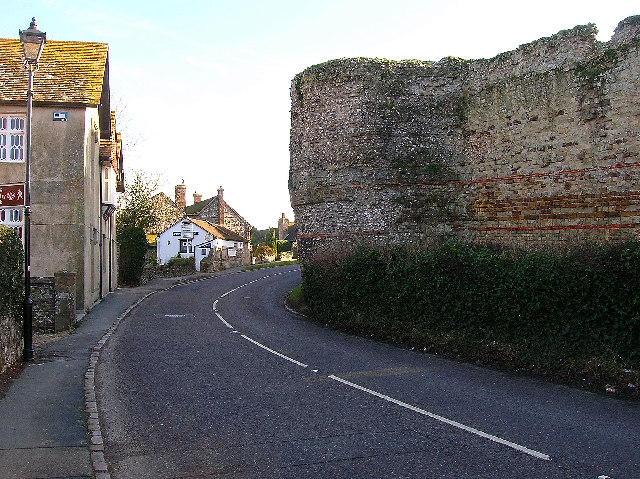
(32, 277, 55, 332)
(200, 247, 252, 273)
(290, 16, 640, 263)
(31, 273, 77, 333)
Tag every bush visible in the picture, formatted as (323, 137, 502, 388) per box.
(277, 240, 291, 253)
(0, 226, 24, 319)
(166, 255, 195, 268)
(254, 244, 275, 259)
(301, 241, 640, 394)
(117, 225, 148, 286)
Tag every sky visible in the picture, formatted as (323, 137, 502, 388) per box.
(2, 1, 638, 229)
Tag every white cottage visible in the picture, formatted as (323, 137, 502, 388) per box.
(156, 217, 249, 271)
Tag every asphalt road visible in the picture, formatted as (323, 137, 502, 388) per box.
(96, 265, 640, 479)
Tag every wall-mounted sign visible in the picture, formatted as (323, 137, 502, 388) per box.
(53, 112, 67, 121)
(0, 184, 25, 206)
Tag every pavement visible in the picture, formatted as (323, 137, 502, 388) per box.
(0, 271, 235, 479)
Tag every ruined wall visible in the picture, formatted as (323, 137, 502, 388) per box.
(290, 16, 640, 262)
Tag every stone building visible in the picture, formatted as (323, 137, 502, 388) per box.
(156, 217, 250, 271)
(290, 16, 640, 263)
(277, 213, 297, 242)
(277, 213, 290, 240)
(148, 183, 251, 245)
(147, 183, 187, 243)
(0, 36, 123, 318)
(185, 186, 252, 240)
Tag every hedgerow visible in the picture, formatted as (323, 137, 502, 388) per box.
(301, 241, 640, 395)
(0, 225, 24, 319)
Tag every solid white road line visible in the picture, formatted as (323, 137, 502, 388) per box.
(329, 374, 551, 461)
(214, 312, 235, 329)
(241, 334, 308, 368)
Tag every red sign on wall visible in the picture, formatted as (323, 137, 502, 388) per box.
(0, 184, 25, 207)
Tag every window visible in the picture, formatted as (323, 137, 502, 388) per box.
(179, 239, 193, 254)
(102, 167, 113, 204)
(0, 115, 25, 162)
(0, 207, 24, 243)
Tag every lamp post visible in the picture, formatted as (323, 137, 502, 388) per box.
(19, 17, 46, 362)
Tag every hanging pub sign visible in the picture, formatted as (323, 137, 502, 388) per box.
(0, 184, 25, 207)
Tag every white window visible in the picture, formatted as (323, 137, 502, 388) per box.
(102, 167, 117, 205)
(180, 239, 193, 254)
(0, 207, 24, 243)
(0, 115, 25, 162)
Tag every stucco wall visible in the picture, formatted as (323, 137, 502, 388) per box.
(290, 16, 640, 263)
(0, 104, 112, 310)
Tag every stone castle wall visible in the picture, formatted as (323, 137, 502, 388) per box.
(289, 16, 640, 263)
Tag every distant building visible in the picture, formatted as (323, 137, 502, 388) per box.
(156, 217, 249, 271)
(277, 213, 297, 242)
(277, 213, 289, 240)
(186, 186, 252, 240)
(147, 183, 187, 243)
(149, 184, 252, 245)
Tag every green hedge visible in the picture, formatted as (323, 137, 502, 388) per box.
(302, 242, 640, 369)
(117, 225, 148, 286)
(0, 225, 24, 319)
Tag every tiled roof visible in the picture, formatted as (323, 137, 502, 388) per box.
(185, 197, 213, 215)
(191, 219, 248, 242)
(0, 38, 108, 105)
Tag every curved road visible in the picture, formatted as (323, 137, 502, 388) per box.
(96, 265, 640, 478)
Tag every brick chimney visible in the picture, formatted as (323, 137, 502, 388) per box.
(217, 186, 224, 225)
(175, 181, 186, 212)
(193, 192, 202, 204)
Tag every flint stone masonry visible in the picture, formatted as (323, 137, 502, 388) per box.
(199, 246, 252, 273)
(31, 273, 77, 333)
(289, 16, 640, 263)
(0, 314, 20, 374)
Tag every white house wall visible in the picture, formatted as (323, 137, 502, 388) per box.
(156, 220, 207, 265)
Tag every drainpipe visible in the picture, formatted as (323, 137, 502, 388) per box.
(98, 165, 103, 299)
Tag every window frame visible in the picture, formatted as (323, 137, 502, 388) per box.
(0, 115, 25, 162)
(0, 207, 24, 243)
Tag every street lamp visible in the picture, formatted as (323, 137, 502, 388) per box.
(19, 17, 46, 362)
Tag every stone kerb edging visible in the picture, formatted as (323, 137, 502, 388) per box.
(84, 291, 159, 479)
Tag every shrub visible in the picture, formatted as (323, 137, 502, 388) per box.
(117, 225, 148, 286)
(0, 226, 24, 319)
(301, 241, 640, 387)
(254, 245, 275, 259)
